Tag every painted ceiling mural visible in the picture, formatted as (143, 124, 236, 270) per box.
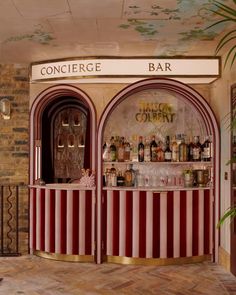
(119, 0, 231, 55)
(0, 0, 234, 62)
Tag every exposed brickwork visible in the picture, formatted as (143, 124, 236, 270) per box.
(0, 64, 30, 254)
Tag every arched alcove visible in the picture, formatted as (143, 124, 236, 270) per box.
(97, 78, 220, 264)
(29, 84, 96, 185)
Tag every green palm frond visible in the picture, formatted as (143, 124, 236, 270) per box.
(215, 30, 236, 53)
(206, 18, 235, 30)
(205, 0, 236, 68)
(230, 50, 236, 67)
(224, 44, 236, 68)
(213, 0, 236, 17)
(226, 155, 236, 165)
(217, 206, 236, 228)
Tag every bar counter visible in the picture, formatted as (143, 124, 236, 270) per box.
(29, 183, 212, 264)
(29, 184, 95, 262)
(102, 186, 213, 265)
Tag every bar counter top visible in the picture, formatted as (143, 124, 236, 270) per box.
(103, 186, 212, 191)
(29, 183, 96, 190)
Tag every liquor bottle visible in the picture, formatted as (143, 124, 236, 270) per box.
(138, 136, 144, 162)
(164, 136, 172, 162)
(179, 137, 188, 162)
(131, 135, 138, 162)
(102, 139, 110, 162)
(110, 164, 117, 186)
(114, 136, 120, 159)
(202, 136, 211, 161)
(144, 137, 151, 162)
(171, 135, 179, 162)
(192, 136, 202, 161)
(150, 135, 158, 162)
(117, 136, 125, 162)
(124, 137, 131, 161)
(105, 168, 112, 186)
(110, 136, 117, 162)
(124, 164, 135, 187)
(157, 140, 164, 162)
(117, 171, 125, 186)
(188, 136, 194, 161)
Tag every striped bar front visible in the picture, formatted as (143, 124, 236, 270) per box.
(30, 187, 95, 256)
(103, 189, 212, 259)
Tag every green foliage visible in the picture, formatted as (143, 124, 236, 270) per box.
(119, 20, 158, 37)
(217, 205, 236, 228)
(4, 28, 55, 45)
(206, 0, 236, 68)
(179, 29, 217, 41)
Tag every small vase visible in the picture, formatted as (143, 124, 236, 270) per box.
(184, 173, 193, 187)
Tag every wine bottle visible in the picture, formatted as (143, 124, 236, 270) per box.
(117, 136, 125, 162)
(110, 136, 117, 162)
(179, 137, 188, 162)
(171, 135, 179, 162)
(150, 135, 157, 162)
(138, 136, 144, 162)
(144, 137, 151, 162)
(192, 136, 201, 161)
(202, 136, 211, 161)
(124, 137, 131, 161)
(164, 136, 172, 162)
(157, 140, 164, 162)
(188, 136, 194, 161)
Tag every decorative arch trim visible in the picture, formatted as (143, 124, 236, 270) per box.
(29, 84, 97, 184)
(96, 78, 220, 263)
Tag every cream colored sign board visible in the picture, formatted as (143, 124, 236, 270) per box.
(31, 58, 220, 81)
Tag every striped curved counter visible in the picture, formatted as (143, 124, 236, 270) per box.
(102, 187, 213, 265)
(29, 184, 95, 262)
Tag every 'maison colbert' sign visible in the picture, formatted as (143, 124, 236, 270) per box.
(31, 58, 220, 81)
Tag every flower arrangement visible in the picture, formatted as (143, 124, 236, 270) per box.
(79, 169, 95, 187)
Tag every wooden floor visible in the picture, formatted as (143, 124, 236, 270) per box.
(0, 255, 236, 294)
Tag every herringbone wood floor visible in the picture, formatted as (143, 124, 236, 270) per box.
(0, 255, 235, 294)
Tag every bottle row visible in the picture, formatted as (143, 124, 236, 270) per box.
(103, 164, 211, 188)
(103, 134, 212, 163)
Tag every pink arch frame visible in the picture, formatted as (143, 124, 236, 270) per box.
(97, 78, 220, 263)
(29, 84, 97, 185)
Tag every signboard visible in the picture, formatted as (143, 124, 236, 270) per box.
(31, 57, 220, 82)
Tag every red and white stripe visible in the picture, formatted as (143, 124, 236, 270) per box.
(30, 187, 95, 256)
(103, 189, 213, 259)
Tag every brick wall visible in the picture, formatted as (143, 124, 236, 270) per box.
(0, 64, 30, 254)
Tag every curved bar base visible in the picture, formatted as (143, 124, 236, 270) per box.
(104, 254, 211, 266)
(34, 250, 94, 262)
